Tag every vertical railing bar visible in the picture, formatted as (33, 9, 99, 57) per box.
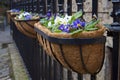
(67, 0, 72, 15)
(52, 0, 57, 14)
(46, 54, 49, 80)
(53, 60, 57, 80)
(51, 58, 54, 80)
(78, 74, 83, 80)
(32, 0, 34, 12)
(28, 0, 30, 12)
(92, 0, 98, 17)
(58, 0, 64, 14)
(91, 0, 98, 79)
(67, 70, 73, 80)
(45, 52, 48, 80)
(60, 64, 63, 80)
(33, 39, 36, 80)
(112, 32, 119, 80)
(37, 0, 40, 13)
(23, 0, 25, 11)
(43, 0, 47, 14)
(76, 1, 84, 79)
(41, 48, 44, 80)
(47, 0, 51, 12)
(91, 75, 96, 80)
(39, 46, 42, 80)
(43, 50, 46, 80)
(47, 56, 51, 80)
(76, 0, 84, 11)
(56, 62, 63, 80)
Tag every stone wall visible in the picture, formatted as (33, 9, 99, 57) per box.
(65, 0, 113, 24)
(83, 0, 113, 24)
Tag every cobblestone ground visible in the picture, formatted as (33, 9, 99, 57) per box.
(0, 24, 13, 80)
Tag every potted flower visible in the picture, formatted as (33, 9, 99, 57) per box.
(34, 11, 106, 74)
(14, 11, 40, 38)
(6, 9, 20, 23)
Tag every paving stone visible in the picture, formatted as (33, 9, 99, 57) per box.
(0, 31, 13, 44)
(0, 48, 8, 54)
(8, 43, 30, 80)
(0, 46, 12, 80)
(0, 68, 9, 78)
(0, 76, 11, 80)
(0, 43, 2, 49)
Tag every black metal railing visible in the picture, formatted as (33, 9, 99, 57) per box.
(9, 0, 120, 80)
(108, 0, 120, 80)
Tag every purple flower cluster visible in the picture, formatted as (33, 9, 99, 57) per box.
(46, 11, 51, 19)
(58, 24, 70, 32)
(24, 15, 32, 20)
(72, 19, 85, 28)
(58, 19, 86, 33)
(10, 9, 20, 12)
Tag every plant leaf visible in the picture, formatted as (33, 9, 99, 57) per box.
(68, 10, 83, 24)
(70, 29, 83, 35)
(85, 27, 98, 31)
(53, 29, 62, 33)
(85, 19, 100, 30)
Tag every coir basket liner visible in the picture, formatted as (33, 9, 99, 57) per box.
(14, 18, 39, 38)
(34, 22, 106, 74)
(6, 11, 20, 23)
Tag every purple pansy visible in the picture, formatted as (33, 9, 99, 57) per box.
(46, 11, 51, 19)
(58, 24, 70, 33)
(24, 15, 32, 20)
(11, 9, 20, 12)
(72, 19, 86, 28)
(72, 20, 79, 28)
(59, 24, 64, 31)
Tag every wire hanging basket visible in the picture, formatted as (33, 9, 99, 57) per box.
(6, 10, 20, 23)
(14, 18, 39, 38)
(34, 22, 106, 74)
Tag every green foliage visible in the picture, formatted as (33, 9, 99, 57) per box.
(68, 11, 83, 24)
(40, 11, 100, 35)
(85, 19, 100, 31)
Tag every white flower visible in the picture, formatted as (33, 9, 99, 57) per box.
(48, 22, 52, 27)
(23, 12, 31, 16)
(61, 19, 67, 25)
(60, 15, 71, 25)
(54, 15, 72, 25)
(18, 13, 24, 19)
(54, 16, 62, 25)
(17, 12, 32, 19)
(64, 14, 72, 22)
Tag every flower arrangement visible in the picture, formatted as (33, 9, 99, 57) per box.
(40, 11, 101, 35)
(6, 9, 21, 23)
(15, 11, 39, 20)
(9, 9, 20, 13)
(14, 11, 40, 38)
(35, 11, 106, 74)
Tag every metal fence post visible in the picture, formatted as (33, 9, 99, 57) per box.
(92, 0, 98, 16)
(107, 0, 120, 80)
(67, 0, 72, 15)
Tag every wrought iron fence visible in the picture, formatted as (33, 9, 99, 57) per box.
(9, 0, 120, 80)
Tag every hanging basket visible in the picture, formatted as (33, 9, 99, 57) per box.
(10, 12, 20, 21)
(34, 22, 106, 74)
(6, 11, 20, 23)
(14, 18, 39, 38)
